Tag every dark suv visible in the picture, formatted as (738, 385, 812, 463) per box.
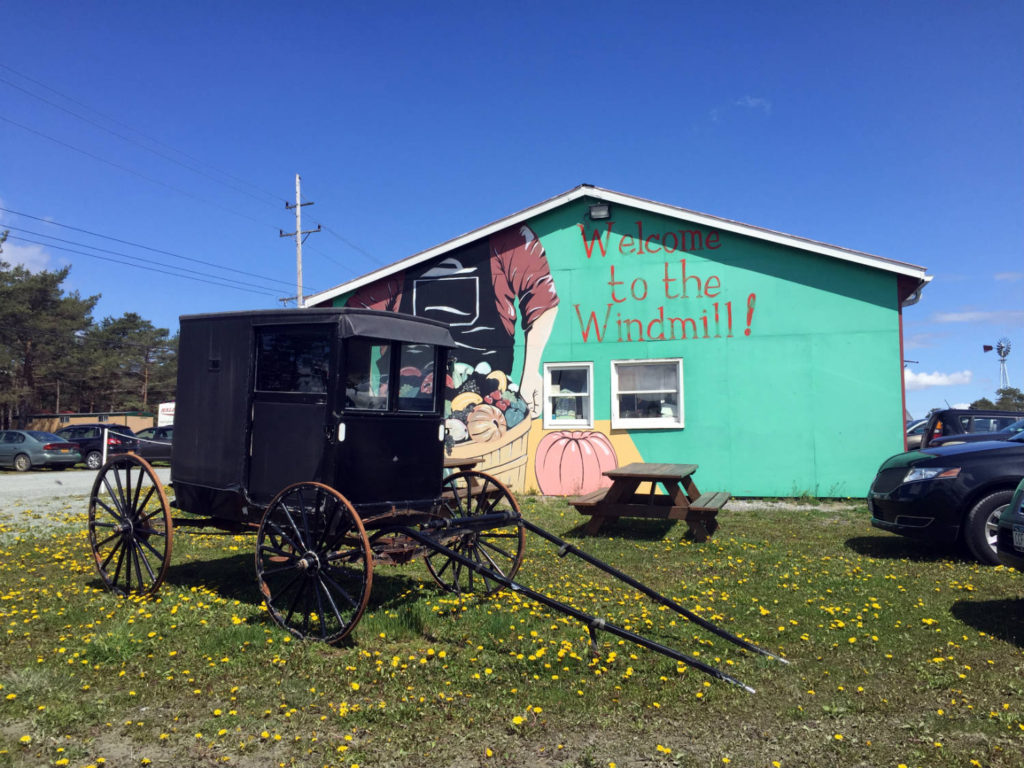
(54, 423, 140, 469)
(920, 409, 1024, 449)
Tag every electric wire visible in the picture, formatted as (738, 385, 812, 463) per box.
(0, 113, 276, 231)
(5, 234, 280, 297)
(0, 63, 283, 207)
(0, 205, 301, 291)
(6, 226, 291, 294)
(1, 65, 386, 280)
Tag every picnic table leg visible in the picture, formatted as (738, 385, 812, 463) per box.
(681, 476, 700, 503)
(584, 514, 608, 535)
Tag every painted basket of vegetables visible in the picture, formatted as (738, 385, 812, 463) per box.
(445, 360, 532, 490)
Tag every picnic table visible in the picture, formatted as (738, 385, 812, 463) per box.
(570, 462, 729, 539)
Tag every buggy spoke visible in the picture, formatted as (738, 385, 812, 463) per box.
(316, 575, 348, 631)
(94, 498, 126, 525)
(94, 530, 122, 549)
(101, 537, 125, 571)
(132, 540, 157, 582)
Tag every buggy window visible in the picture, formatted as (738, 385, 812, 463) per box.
(345, 338, 390, 410)
(397, 343, 436, 412)
(255, 328, 330, 394)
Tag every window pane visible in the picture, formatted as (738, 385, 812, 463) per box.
(550, 394, 587, 420)
(256, 328, 331, 393)
(345, 338, 390, 410)
(616, 362, 677, 392)
(397, 343, 437, 412)
(551, 368, 589, 395)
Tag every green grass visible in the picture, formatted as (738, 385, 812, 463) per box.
(0, 496, 1022, 767)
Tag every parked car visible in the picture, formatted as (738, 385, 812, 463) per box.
(867, 433, 1024, 564)
(929, 417, 1024, 448)
(920, 408, 1024, 449)
(905, 419, 929, 450)
(134, 425, 173, 463)
(0, 430, 81, 471)
(996, 476, 1024, 571)
(54, 423, 140, 469)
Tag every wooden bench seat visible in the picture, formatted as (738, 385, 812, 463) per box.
(570, 488, 610, 508)
(689, 491, 731, 512)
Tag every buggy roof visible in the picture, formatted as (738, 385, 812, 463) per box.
(179, 307, 456, 347)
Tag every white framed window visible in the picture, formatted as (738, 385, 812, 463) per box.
(543, 362, 594, 429)
(611, 358, 684, 429)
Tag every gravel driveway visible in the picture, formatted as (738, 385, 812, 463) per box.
(0, 467, 172, 537)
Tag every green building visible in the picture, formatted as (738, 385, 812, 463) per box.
(308, 185, 930, 498)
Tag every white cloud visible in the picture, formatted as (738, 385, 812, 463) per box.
(735, 95, 772, 114)
(904, 369, 973, 391)
(931, 310, 1024, 324)
(0, 240, 52, 271)
(995, 272, 1024, 282)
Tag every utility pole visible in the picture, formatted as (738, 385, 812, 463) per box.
(279, 174, 320, 307)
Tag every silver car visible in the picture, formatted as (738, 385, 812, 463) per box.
(0, 430, 82, 471)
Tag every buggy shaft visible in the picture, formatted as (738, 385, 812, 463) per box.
(398, 526, 755, 692)
(520, 518, 788, 664)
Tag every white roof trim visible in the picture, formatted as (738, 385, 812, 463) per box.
(305, 184, 930, 306)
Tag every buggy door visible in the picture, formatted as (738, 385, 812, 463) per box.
(247, 325, 334, 505)
(332, 337, 445, 506)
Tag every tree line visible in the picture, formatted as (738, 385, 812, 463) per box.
(0, 231, 177, 429)
(970, 387, 1024, 412)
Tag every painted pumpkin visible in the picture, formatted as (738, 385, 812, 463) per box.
(535, 430, 617, 496)
(467, 403, 507, 443)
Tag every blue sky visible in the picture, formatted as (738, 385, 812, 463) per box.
(1, 1, 1021, 420)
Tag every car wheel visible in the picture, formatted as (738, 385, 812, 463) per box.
(963, 490, 1012, 565)
(86, 451, 102, 470)
(13, 454, 31, 472)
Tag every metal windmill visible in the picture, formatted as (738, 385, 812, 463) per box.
(996, 337, 1011, 389)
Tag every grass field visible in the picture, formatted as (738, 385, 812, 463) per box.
(0, 494, 1022, 768)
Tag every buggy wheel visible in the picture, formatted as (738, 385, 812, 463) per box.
(88, 454, 172, 596)
(256, 482, 373, 643)
(425, 470, 525, 595)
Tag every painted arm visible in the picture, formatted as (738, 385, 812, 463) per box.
(518, 305, 558, 417)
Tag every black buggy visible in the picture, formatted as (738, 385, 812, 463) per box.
(86, 308, 783, 690)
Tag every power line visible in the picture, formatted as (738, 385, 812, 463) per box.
(0, 205, 300, 290)
(5, 234, 281, 297)
(6, 225, 290, 294)
(1, 64, 385, 273)
(0, 63, 283, 207)
(0, 113, 275, 231)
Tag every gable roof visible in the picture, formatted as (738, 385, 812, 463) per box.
(305, 183, 931, 308)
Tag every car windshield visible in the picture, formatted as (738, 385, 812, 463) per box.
(1009, 431, 1024, 443)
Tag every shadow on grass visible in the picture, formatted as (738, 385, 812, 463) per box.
(559, 518, 678, 541)
(844, 535, 962, 564)
(950, 598, 1024, 648)
(87, 551, 435, 638)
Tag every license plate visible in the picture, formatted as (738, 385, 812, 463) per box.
(1014, 525, 1024, 553)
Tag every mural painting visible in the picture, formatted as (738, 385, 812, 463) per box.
(347, 224, 560, 488)
(344, 213, 760, 495)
